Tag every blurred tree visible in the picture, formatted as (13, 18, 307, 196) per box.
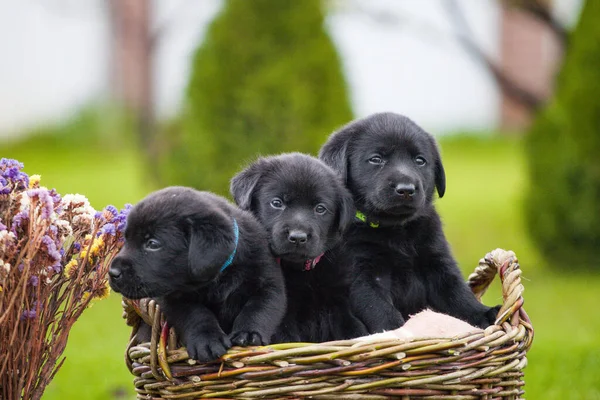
(346, 0, 568, 116)
(444, 0, 558, 112)
(501, 0, 568, 45)
(108, 0, 191, 179)
(525, 0, 599, 270)
(108, 0, 155, 175)
(157, 0, 353, 195)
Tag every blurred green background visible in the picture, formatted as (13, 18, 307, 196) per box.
(1, 0, 599, 399)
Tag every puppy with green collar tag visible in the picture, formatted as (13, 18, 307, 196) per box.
(319, 113, 500, 333)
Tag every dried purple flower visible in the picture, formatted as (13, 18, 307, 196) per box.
(99, 223, 116, 236)
(73, 242, 81, 251)
(29, 275, 39, 287)
(0, 158, 24, 171)
(1, 158, 29, 189)
(20, 310, 37, 320)
(105, 205, 118, 217)
(41, 235, 62, 268)
(49, 188, 61, 205)
(11, 209, 29, 233)
(0, 176, 10, 195)
(27, 188, 54, 220)
(0, 221, 6, 231)
(111, 204, 132, 233)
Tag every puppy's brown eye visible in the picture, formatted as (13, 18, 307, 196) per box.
(270, 198, 284, 210)
(368, 155, 383, 165)
(315, 204, 328, 215)
(415, 156, 427, 166)
(144, 238, 162, 251)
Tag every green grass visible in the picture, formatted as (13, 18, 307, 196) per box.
(2, 133, 599, 399)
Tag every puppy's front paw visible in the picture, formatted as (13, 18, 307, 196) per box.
(485, 304, 502, 325)
(473, 305, 502, 329)
(367, 310, 405, 333)
(230, 331, 265, 346)
(186, 331, 232, 362)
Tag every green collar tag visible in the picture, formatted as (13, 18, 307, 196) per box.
(355, 210, 379, 228)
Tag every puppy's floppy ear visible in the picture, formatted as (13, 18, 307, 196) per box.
(318, 126, 355, 184)
(335, 186, 355, 236)
(230, 160, 267, 210)
(431, 141, 446, 198)
(187, 212, 235, 281)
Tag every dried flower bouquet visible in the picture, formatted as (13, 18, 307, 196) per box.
(0, 158, 130, 400)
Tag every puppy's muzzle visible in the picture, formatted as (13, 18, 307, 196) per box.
(393, 183, 416, 200)
(108, 266, 122, 280)
(271, 225, 320, 260)
(108, 255, 133, 294)
(288, 229, 309, 245)
(109, 255, 126, 281)
(388, 180, 418, 201)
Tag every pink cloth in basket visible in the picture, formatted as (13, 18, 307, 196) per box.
(354, 309, 482, 342)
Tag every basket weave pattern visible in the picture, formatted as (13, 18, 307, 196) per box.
(121, 249, 534, 399)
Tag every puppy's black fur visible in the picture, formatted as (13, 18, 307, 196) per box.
(109, 187, 286, 361)
(231, 153, 368, 342)
(319, 113, 499, 332)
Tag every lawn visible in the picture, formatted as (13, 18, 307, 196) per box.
(2, 133, 599, 399)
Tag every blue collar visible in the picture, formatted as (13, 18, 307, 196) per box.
(220, 218, 239, 272)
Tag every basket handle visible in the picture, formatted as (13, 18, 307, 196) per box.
(467, 248, 531, 329)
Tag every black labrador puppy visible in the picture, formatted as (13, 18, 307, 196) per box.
(108, 186, 286, 361)
(230, 153, 367, 342)
(319, 112, 499, 332)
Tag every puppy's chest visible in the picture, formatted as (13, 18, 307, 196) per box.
(357, 232, 428, 311)
(284, 267, 351, 303)
(373, 259, 426, 301)
(353, 230, 418, 270)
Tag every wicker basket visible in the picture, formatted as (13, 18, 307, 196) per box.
(121, 248, 534, 399)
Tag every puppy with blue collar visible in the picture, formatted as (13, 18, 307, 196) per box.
(109, 186, 286, 362)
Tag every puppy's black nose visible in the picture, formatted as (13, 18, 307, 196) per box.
(395, 183, 416, 199)
(108, 267, 122, 280)
(288, 230, 308, 245)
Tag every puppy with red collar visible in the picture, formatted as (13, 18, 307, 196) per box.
(231, 153, 368, 342)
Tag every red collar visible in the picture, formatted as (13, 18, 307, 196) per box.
(276, 253, 324, 271)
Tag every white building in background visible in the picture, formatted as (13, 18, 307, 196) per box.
(0, 0, 583, 139)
